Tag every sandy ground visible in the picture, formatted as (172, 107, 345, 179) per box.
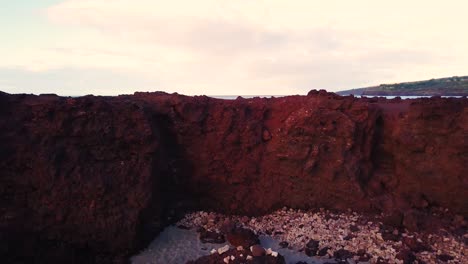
(130, 226, 334, 264)
(131, 226, 223, 264)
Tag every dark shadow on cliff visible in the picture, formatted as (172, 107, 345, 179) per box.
(135, 112, 196, 252)
(367, 114, 398, 212)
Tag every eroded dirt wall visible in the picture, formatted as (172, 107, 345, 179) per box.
(0, 91, 466, 263)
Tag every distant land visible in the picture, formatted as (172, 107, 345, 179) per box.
(337, 76, 468, 96)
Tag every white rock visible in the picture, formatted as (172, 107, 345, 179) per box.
(271, 251, 278, 257)
(218, 245, 230, 254)
(266, 248, 273, 255)
(230, 255, 235, 260)
(210, 249, 217, 254)
(223, 256, 230, 263)
(237, 246, 243, 251)
(246, 255, 253, 260)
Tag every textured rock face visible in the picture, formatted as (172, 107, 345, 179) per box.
(136, 92, 380, 215)
(166, 93, 377, 214)
(0, 91, 466, 262)
(0, 94, 167, 263)
(134, 92, 467, 216)
(366, 98, 468, 215)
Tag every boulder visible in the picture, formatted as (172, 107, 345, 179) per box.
(226, 227, 260, 248)
(199, 228, 225, 244)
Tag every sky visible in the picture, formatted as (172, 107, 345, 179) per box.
(1, 0, 468, 96)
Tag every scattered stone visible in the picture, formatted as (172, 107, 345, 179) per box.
(304, 239, 319, 256)
(241, 216, 250, 223)
(220, 219, 235, 233)
(317, 247, 331, 256)
(356, 249, 366, 256)
(396, 248, 416, 264)
(199, 228, 225, 244)
(188, 248, 286, 264)
(279, 241, 289, 248)
(415, 258, 428, 264)
(436, 254, 454, 261)
(402, 236, 427, 252)
(250, 245, 265, 256)
(333, 248, 353, 260)
(218, 245, 230, 254)
(357, 253, 372, 262)
(381, 231, 399, 241)
(226, 227, 259, 248)
(349, 225, 360, 232)
(376, 257, 389, 264)
(178, 209, 465, 264)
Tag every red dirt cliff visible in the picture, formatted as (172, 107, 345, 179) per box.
(0, 91, 466, 263)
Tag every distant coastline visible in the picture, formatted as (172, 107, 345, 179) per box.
(337, 75, 468, 96)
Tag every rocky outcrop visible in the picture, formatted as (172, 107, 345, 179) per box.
(0, 91, 466, 263)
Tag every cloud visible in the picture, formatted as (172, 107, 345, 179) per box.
(46, 1, 289, 55)
(4, 0, 467, 95)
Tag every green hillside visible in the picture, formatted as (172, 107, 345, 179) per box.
(337, 76, 468, 96)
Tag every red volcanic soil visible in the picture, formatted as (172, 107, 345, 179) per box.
(0, 90, 466, 263)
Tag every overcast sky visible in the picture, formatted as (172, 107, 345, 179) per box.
(1, 0, 467, 96)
